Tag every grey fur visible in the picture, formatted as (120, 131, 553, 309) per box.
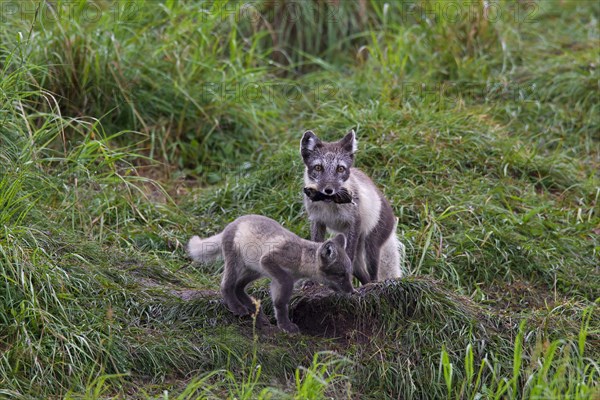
(300, 130, 405, 283)
(187, 214, 354, 333)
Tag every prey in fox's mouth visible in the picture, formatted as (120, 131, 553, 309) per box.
(303, 187, 354, 204)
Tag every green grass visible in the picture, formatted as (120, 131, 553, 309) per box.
(1, 0, 598, 398)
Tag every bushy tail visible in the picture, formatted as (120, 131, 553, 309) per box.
(187, 233, 223, 264)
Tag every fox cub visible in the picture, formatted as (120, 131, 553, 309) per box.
(301, 130, 405, 284)
(187, 214, 354, 333)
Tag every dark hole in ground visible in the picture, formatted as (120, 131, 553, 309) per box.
(290, 284, 368, 341)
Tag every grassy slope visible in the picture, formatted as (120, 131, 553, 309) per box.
(0, 0, 598, 398)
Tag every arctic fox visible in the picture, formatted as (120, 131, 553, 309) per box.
(300, 130, 405, 284)
(187, 214, 354, 333)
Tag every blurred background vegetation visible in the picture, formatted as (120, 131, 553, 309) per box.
(0, 0, 598, 398)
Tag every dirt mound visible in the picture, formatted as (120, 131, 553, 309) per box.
(289, 277, 502, 341)
(150, 277, 504, 343)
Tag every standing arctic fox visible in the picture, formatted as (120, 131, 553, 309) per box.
(187, 214, 354, 333)
(301, 130, 405, 284)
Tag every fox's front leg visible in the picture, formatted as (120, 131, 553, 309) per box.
(311, 220, 327, 242)
(261, 258, 299, 333)
(353, 238, 370, 285)
(345, 225, 370, 285)
(270, 279, 298, 333)
(342, 209, 361, 262)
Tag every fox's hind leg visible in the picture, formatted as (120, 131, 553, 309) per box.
(221, 257, 250, 316)
(234, 270, 272, 326)
(234, 270, 261, 314)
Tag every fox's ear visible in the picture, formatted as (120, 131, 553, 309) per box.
(339, 129, 358, 154)
(319, 240, 337, 263)
(300, 130, 321, 159)
(332, 233, 347, 250)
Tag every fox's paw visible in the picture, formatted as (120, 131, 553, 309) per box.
(253, 311, 271, 326)
(226, 302, 250, 317)
(278, 321, 300, 334)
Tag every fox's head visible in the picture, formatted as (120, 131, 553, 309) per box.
(317, 234, 354, 294)
(300, 130, 357, 198)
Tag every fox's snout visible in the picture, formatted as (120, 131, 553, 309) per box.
(325, 278, 354, 294)
(314, 181, 340, 196)
(335, 279, 355, 294)
(344, 285, 356, 294)
(317, 183, 345, 196)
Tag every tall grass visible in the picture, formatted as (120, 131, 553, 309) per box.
(439, 308, 599, 399)
(3, 0, 291, 173)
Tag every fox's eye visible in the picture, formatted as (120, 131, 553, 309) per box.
(336, 166, 345, 173)
(314, 165, 323, 172)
